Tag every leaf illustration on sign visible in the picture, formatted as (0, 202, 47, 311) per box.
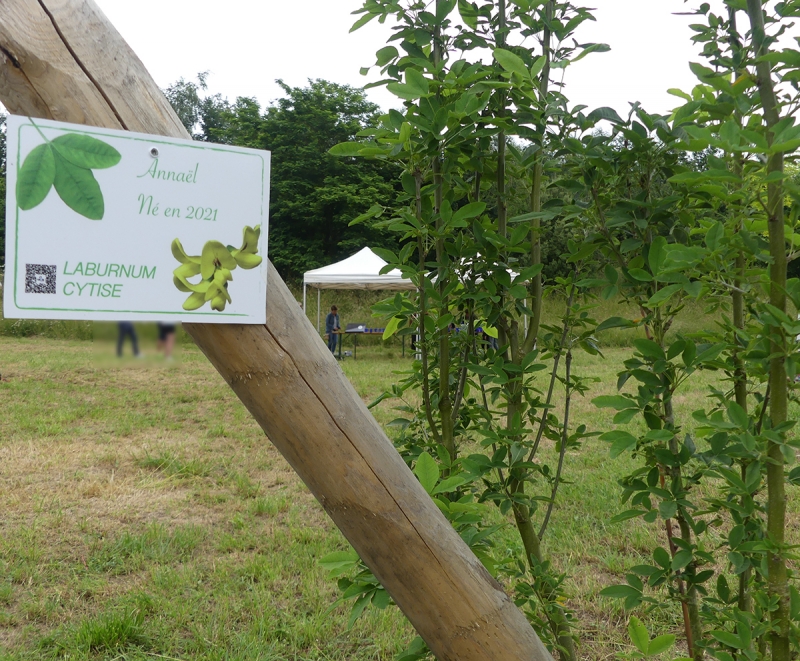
(52, 150, 105, 220)
(16, 127, 121, 220)
(17, 143, 56, 210)
(172, 225, 263, 312)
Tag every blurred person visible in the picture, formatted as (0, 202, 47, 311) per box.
(117, 321, 140, 357)
(157, 322, 176, 360)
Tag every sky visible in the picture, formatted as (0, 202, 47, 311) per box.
(92, 1, 778, 117)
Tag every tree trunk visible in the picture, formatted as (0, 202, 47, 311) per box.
(0, 2, 553, 659)
(744, 3, 790, 660)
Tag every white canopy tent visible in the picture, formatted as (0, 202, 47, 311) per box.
(303, 247, 415, 331)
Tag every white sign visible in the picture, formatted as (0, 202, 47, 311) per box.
(4, 115, 270, 323)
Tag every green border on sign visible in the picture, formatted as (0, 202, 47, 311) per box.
(13, 120, 267, 318)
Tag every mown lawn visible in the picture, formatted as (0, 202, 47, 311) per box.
(0, 334, 798, 660)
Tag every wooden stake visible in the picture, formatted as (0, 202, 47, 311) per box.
(0, 2, 553, 658)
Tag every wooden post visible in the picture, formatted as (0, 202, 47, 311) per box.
(0, 3, 554, 659)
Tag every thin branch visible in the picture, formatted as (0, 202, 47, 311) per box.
(538, 347, 571, 540)
(526, 282, 575, 464)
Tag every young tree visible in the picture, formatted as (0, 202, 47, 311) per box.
(593, 2, 800, 659)
(325, 1, 610, 658)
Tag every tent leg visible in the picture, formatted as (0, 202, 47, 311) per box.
(303, 284, 307, 314)
(317, 289, 321, 333)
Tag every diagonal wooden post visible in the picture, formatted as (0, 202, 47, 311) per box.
(0, 3, 554, 659)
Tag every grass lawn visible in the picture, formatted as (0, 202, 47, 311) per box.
(0, 333, 798, 660)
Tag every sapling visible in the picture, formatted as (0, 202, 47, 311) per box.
(325, 0, 609, 657)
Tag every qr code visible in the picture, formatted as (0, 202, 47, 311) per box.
(25, 264, 57, 294)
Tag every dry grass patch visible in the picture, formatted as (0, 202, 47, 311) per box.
(0, 337, 412, 660)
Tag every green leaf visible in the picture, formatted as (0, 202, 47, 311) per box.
(668, 171, 705, 184)
(457, 0, 479, 29)
(628, 268, 652, 282)
(717, 574, 731, 602)
(375, 46, 398, 66)
(628, 616, 649, 654)
(350, 12, 376, 32)
(726, 402, 749, 430)
(719, 121, 742, 149)
(610, 509, 647, 523)
(597, 316, 635, 332)
(382, 316, 402, 340)
(633, 339, 665, 361)
(600, 584, 641, 599)
(17, 143, 55, 211)
(672, 549, 692, 571)
(435, 0, 457, 20)
(493, 48, 530, 80)
(689, 61, 716, 81)
(694, 342, 725, 364)
(600, 430, 638, 458)
(646, 284, 682, 308)
(452, 201, 486, 224)
(683, 281, 703, 298)
(387, 83, 422, 101)
(318, 550, 359, 576)
(644, 430, 673, 441)
(791, 585, 800, 620)
(593, 395, 636, 411)
(414, 452, 439, 494)
(51, 133, 121, 169)
(647, 634, 675, 656)
(614, 408, 639, 424)
(405, 68, 429, 97)
(372, 588, 391, 610)
(710, 630, 743, 649)
(571, 43, 611, 63)
(529, 55, 546, 79)
(667, 88, 692, 101)
(52, 151, 104, 219)
(347, 593, 372, 629)
(587, 106, 625, 125)
(329, 142, 367, 156)
(659, 501, 678, 520)
(648, 236, 667, 275)
(705, 221, 724, 250)
(432, 475, 468, 494)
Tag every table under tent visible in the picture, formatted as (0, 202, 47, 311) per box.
(302, 247, 415, 337)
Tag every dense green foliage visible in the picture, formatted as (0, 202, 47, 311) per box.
(323, 1, 800, 660)
(164, 77, 402, 280)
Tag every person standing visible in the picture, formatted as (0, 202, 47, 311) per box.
(157, 322, 177, 360)
(325, 305, 340, 354)
(117, 321, 140, 358)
